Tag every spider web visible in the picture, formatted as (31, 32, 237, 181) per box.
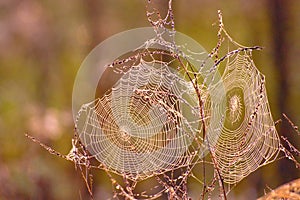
(211, 50, 280, 186)
(72, 1, 281, 199)
(77, 59, 202, 180)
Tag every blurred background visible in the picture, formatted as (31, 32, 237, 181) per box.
(0, 0, 299, 199)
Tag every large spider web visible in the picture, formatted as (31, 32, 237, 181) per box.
(72, 1, 281, 198)
(77, 59, 202, 180)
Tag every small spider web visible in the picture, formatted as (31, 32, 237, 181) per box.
(212, 50, 280, 186)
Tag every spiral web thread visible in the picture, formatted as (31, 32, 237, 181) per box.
(77, 59, 202, 181)
(76, 46, 215, 199)
(204, 11, 281, 191)
(211, 50, 280, 186)
(73, 1, 282, 199)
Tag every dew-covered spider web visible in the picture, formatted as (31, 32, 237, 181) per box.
(77, 59, 203, 181)
(71, 0, 282, 199)
(212, 50, 280, 185)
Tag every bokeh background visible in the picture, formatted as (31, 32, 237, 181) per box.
(0, 0, 299, 199)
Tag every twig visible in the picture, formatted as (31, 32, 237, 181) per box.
(25, 133, 95, 199)
(282, 113, 300, 135)
(25, 133, 68, 160)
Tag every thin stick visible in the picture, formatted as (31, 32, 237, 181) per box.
(25, 133, 95, 199)
(283, 113, 300, 135)
(25, 133, 68, 160)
